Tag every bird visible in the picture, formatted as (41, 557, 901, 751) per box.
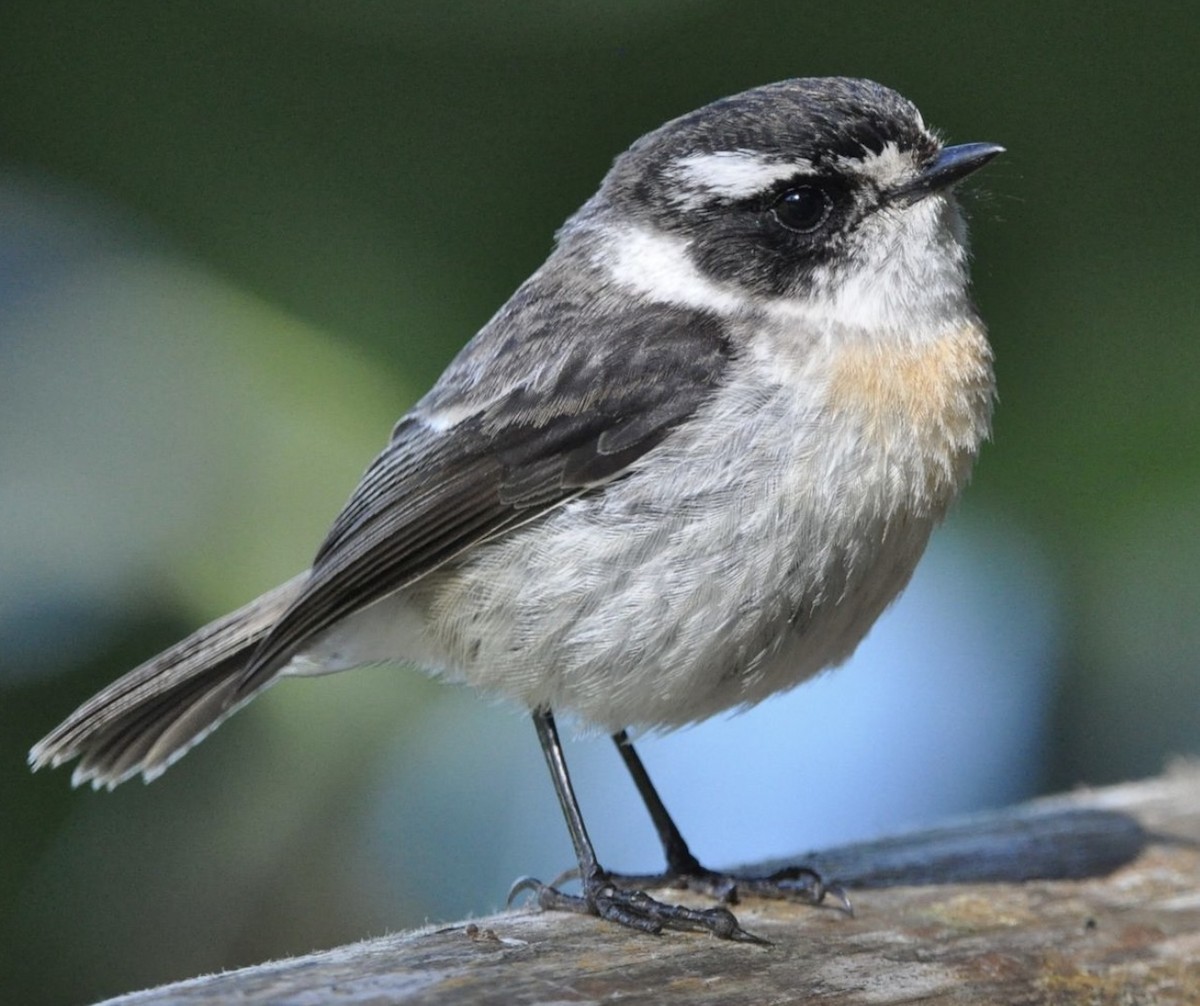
(30, 76, 1003, 942)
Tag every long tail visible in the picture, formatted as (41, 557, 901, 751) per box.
(29, 574, 307, 790)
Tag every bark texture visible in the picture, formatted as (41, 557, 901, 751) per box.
(100, 763, 1200, 1006)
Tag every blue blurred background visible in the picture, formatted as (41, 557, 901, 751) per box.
(2, 4, 1198, 1003)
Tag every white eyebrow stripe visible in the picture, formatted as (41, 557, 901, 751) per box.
(669, 151, 812, 206)
(830, 140, 917, 187)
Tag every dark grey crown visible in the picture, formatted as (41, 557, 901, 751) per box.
(603, 77, 938, 218)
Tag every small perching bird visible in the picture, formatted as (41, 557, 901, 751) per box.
(31, 77, 1002, 941)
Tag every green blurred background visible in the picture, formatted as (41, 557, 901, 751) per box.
(2, 3, 1198, 1003)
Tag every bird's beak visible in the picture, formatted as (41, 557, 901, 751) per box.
(890, 142, 1005, 205)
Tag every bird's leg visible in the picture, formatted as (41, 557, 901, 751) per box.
(612, 728, 705, 877)
(604, 730, 850, 913)
(508, 709, 767, 942)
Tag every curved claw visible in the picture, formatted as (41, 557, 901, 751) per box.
(762, 864, 826, 901)
(825, 882, 854, 917)
(506, 875, 545, 908)
(758, 867, 853, 915)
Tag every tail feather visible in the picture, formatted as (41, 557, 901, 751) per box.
(30, 574, 307, 790)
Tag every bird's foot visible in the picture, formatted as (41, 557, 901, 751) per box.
(604, 863, 853, 915)
(508, 871, 770, 943)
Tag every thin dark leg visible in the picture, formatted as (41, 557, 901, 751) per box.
(612, 730, 703, 876)
(608, 731, 850, 913)
(534, 708, 602, 880)
(508, 709, 764, 941)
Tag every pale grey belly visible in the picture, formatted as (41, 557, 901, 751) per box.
(390, 473, 938, 731)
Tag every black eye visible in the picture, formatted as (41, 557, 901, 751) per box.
(772, 185, 832, 233)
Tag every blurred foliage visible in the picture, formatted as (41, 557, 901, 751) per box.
(1, 2, 1198, 1003)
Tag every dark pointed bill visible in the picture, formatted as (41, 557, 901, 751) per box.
(891, 142, 1005, 205)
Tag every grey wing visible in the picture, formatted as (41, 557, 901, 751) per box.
(233, 301, 732, 695)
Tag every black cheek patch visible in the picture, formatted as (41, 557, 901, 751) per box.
(689, 211, 838, 298)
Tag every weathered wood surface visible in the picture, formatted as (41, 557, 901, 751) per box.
(101, 764, 1200, 1005)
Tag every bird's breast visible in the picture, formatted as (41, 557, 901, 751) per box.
(821, 321, 994, 507)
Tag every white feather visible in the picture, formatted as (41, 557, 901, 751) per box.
(668, 150, 812, 208)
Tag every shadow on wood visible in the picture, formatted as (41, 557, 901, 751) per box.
(792, 807, 1151, 889)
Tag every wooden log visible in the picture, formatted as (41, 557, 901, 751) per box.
(99, 763, 1200, 1005)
